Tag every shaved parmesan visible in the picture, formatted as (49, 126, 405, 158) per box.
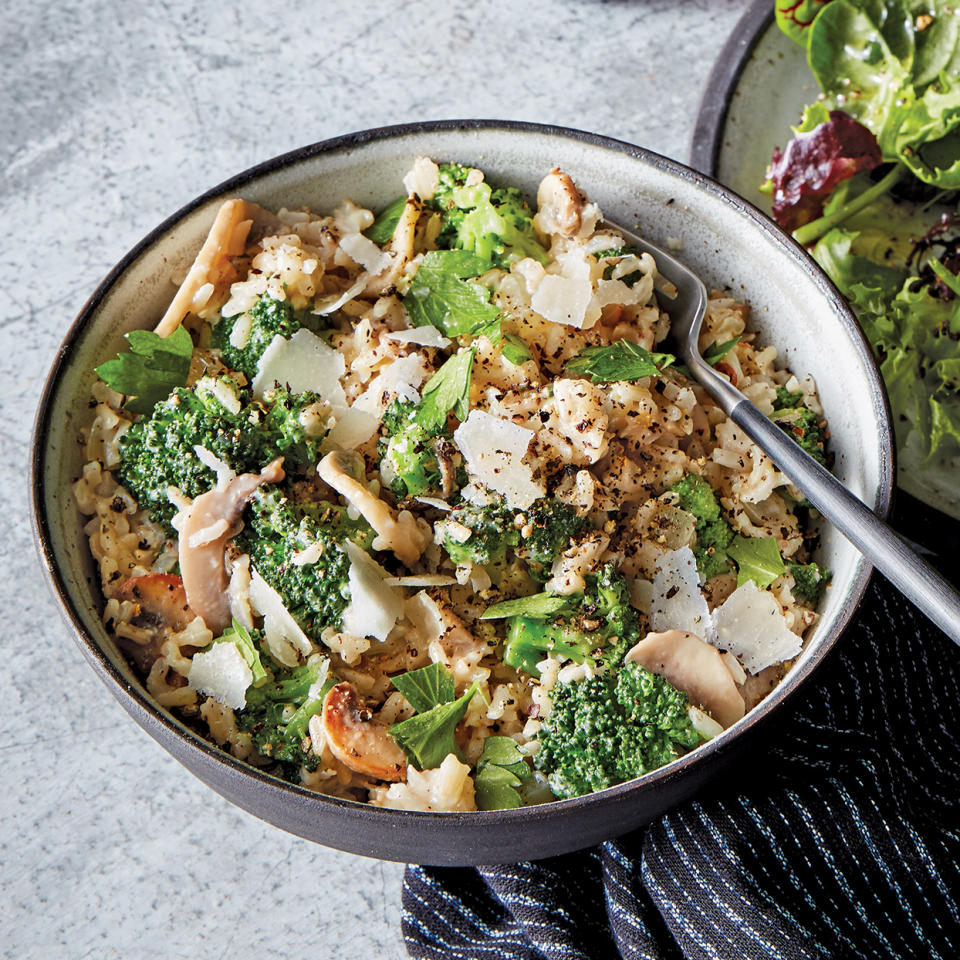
(193, 444, 236, 490)
(313, 275, 368, 315)
(453, 410, 544, 510)
(341, 540, 404, 642)
(291, 542, 324, 566)
(195, 377, 242, 415)
(382, 574, 458, 588)
(228, 311, 254, 350)
(249, 566, 314, 666)
(403, 156, 440, 200)
(712, 580, 802, 674)
(353, 354, 430, 416)
(324, 406, 379, 451)
(251, 329, 347, 406)
(531, 253, 594, 329)
(650, 546, 714, 641)
(306, 657, 331, 700)
(383, 325, 451, 348)
(414, 496, 451, 511)
(339, 232, 392, 275)
(188, 642, 253, 710)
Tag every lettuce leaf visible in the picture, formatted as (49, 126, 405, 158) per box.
(775, 0, 836, 48)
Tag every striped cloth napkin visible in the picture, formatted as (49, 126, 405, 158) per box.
(402, 569, 960, 959)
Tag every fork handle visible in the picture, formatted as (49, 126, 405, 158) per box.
(726, 396, 960, 643)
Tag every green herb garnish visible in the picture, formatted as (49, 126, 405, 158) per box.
(96, 324, 193, 415)
(566, 340, 675, 383)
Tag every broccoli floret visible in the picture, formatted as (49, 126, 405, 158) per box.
(773, 386, 804, 410)
(503, 564, 640, 676)
(535, 661, 703, 799)
(236, 487, 373, 639)
(237, 659, 337, 781)
(669, 474, 734, 579)
(439, 500, 518, 567)
(118, 380, 325, 532)
(773, 406, 829, 465)
(213, 293, 326, 379)
(789, 561, 830, 607)
(379, 398, 449, 499)
(438, 496, 585, 575)
(428, 163, 548, 268)
(516, 499, 589, 567)
(771, 387, 829, 465)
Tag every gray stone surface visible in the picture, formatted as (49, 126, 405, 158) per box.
(2, 1, 748, 956)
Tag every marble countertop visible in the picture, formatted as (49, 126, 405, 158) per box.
(2, 1, 749, 955)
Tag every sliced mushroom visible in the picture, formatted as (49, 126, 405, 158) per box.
(318, 450, 429, 567)
(179, 457, 285, 635)
(154, 199, 253, 337)
(626, 629, 745, 728)
(322, 682, 407, 782)
(114, 573, 195, 672)
(535, 169, 584, 238)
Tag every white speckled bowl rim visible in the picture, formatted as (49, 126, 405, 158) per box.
(31, 120, 893, 865)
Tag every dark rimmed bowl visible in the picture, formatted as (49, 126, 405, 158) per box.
(31, 120, 894, 865)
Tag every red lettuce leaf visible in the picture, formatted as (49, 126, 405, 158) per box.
(768, 111, 882, 232)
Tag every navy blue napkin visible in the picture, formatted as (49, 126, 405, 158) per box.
(402, 506, 960, 959)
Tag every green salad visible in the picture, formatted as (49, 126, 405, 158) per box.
(769, 0, 960, 515)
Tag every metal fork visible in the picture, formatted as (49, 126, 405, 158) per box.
(612, 222, 960, 644)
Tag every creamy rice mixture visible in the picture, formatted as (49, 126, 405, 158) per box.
(74, 160, 828, 811)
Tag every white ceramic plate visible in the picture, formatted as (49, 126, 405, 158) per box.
(691, 0, 960, 522)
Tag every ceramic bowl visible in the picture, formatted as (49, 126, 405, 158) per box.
(31, 120, 893, 865)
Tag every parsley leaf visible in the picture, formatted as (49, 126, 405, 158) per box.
(703, 337, 741, 366)
(727, 535, 785, 589)
(565, 340, 675, 383)
(389, 681, 481, 770)
(501, 332, 533, 366)
(480, 593, 569, 620)
(95, 324, 193, 415)
(364, 196, 407, 244)
(390, 662, 455, 714)
(474, 736, 532, 810)
(403, 250, 501, 336)
(417, 348, 475, 430)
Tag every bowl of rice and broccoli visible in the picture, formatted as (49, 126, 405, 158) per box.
(31, 121, 892, 864)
